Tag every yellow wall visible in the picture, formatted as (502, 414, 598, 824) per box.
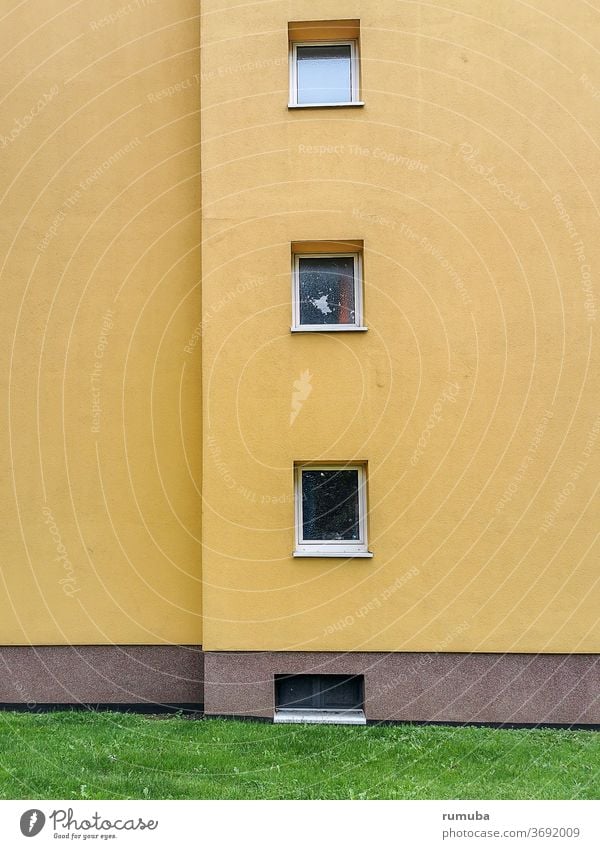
(2, 1, 599, 654)
(0, 1, 201, 644)
(201, 1, 600, 652)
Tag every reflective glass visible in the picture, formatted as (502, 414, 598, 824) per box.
(296, 44, 352, 104)
(301, 469, 360, 541)
(298, 256, 356, 325)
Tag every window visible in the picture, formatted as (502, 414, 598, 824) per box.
(294, 464, 372, 557)
(288, 21, 362, 108)
(275, 674, 365, 724)
(292, 251, 365, 331)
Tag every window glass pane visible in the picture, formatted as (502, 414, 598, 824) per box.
(321, 676, 363, 709)
(296, 44, 352, 104)
(302, 469, 360, 541)
(276, 676, 315, 708)
(298, 256, 356, 325)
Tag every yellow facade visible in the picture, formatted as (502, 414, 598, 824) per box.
(0, 1, 201, 644)
(0, 1, 598, 657)
(201, 0, 599, 653)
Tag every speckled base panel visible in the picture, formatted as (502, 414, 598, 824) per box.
(204, 651, 600, 724)
(0, 645, 203, 707)
(2, 647, 597, 722)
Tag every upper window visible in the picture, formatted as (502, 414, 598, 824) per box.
(288, 20, 362, 107)
(291, 42, 358, 106)
(292, 244, 365, 331)
(294, 464, 372, 557)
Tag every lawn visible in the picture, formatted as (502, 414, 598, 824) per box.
(0, 712, 597, 799)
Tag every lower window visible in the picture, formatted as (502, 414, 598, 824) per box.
(294, 463, 372, 556)
(275, 674, 365, 724)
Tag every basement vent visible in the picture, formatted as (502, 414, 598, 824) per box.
(274, 674, 366, 724)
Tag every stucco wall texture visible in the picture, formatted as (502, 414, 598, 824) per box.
(0, 1, 202, 645)
(0, 1, 599, 669)
(201, 1, 599, 654)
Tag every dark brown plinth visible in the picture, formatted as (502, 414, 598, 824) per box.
(0, 645, 203, 707)
(204, 651, 600, 724)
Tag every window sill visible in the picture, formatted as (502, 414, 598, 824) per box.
(274, 709, 366, 725)
(288, 101, 365, 109)
(291, 326, 368, 333)
(293, 550, 373, 558)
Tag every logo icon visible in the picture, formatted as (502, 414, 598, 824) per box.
(290, 369, 313, 425)
(20, 810, 45, 837)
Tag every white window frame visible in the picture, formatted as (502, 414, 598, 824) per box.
(293, 464, 372, 557)
(289, 39, 362, 108)
(291, 252, 366, 332)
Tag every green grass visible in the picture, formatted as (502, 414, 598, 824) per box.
(0, 712, 597, 799)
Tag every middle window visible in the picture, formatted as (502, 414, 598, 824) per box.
(292, 247, 365, 331)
